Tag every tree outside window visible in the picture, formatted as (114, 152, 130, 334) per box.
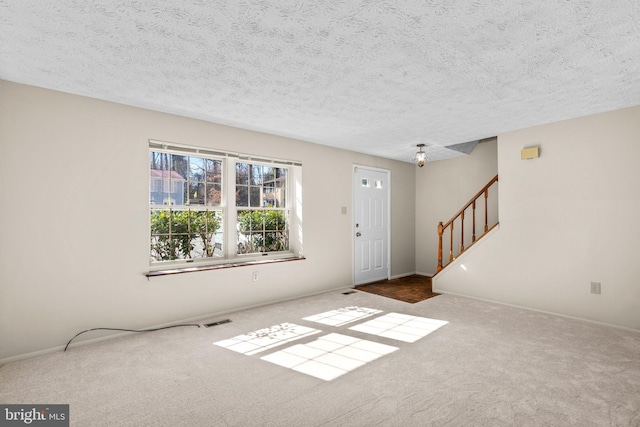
(149, 149, 293, 264)
(236, 162, 289, 254)
(149, 151, 223, 262)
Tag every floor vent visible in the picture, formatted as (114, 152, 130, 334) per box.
(204, 319, 232, 328)
(342, 290, 357, 295)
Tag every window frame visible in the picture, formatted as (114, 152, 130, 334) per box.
(148, 140, 301, 272)
(234, 160, 290, 256)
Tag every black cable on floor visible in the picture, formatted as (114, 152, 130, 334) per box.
(63, 324, 201, 352)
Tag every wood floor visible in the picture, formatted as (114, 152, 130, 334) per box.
(355, 274, 439, 304)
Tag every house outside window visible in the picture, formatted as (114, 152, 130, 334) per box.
(149, 150, 223, 262)
(149, 141, 301, 268)
(150, 170, 186, 205)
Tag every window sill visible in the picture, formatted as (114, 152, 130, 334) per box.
(145, 256, 305, 278)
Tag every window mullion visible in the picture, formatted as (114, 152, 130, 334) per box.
(225, 158, 237, 259)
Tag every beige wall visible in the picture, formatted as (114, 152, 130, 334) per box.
(433, 105, 640, 330)
(0, 81, 416, 362)
(415, 140, 498, 275)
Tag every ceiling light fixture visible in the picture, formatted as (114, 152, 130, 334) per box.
(413, 144, 428, 167)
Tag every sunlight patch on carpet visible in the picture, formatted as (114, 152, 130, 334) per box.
(349, 312, 448, 343)
(214, 323, 321, 355)
(303, 306, 382, 327)
(261, 333, 398, 381)
(214, 309, 447, 381)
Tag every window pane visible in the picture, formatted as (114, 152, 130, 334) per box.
(206, 159, 222, 183)
(172, 155, 188, 180)
(214, 232, 224, 256)
(150, 209, 170, 236)
(189, 157, 205, 182)
(188, 235, 204, 259)
(236, 163, 249, 185)
(276, 231, 289, 251)
(237, 210, 250, 233)
(249, 186, 261, 207)
(275, 168, 287, 187)
(252, 233, 265, 252)
(250, 164, 263, 185)
(237, 209, 251, 253)
(150, 152, 170, 206)
(254, 211, 266, 230)
(279, 210, 288, 230)
(150, 151, 169, 171)
(170, 210, 189, 234)
(150, 178, 166, 205)
(277, 189, 286, 208)
(263, 166, 274, 184)
(262, 187, 275, 207)
(206, 183, 221, 206)
(189, 210, 223, 258)
(236, 185, 248, 207)
(177, 180, 187, 206)
(189, 182, 206, 205)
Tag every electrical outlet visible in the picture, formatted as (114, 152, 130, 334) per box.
(590, 281, 601, 294)
(252, 271, 259, 282)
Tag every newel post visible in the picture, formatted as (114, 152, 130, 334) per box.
(437, 221, 444, 272)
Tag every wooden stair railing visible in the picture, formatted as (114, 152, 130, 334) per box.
(437, 174, 499, 273)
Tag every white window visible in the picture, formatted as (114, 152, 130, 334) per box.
(236, 162, 289, 254)
(149, 141, 301, 268)
(149, 150, 224, 262)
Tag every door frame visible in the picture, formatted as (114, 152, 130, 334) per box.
(352, 164, 391, 286)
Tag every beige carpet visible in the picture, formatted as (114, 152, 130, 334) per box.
(1, 290, 639, 426)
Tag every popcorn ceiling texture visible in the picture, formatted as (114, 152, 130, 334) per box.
(1, 1, 640, 162)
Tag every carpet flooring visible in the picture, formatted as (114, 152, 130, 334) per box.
(355, 274, 439, 303)
(1, 290, 639, 426)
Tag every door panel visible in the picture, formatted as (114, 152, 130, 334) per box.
(354, 166, 389, 285)
(360, 242, 370, 271)
(374, 239, 383, 269)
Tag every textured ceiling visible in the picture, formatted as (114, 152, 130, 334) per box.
(1, 1, 640, 163)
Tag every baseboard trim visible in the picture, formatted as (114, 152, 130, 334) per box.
(434, 290, 640, 333)
(414, 271, 434, 277)
(389, 272, 417, 280)
(0, 284, 352, 365)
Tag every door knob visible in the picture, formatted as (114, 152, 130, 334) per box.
(356, 232, 361, 237)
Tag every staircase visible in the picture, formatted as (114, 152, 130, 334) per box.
(436, 174, 499, 273)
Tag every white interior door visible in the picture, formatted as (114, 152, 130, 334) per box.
(353, 166, 390, 285)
